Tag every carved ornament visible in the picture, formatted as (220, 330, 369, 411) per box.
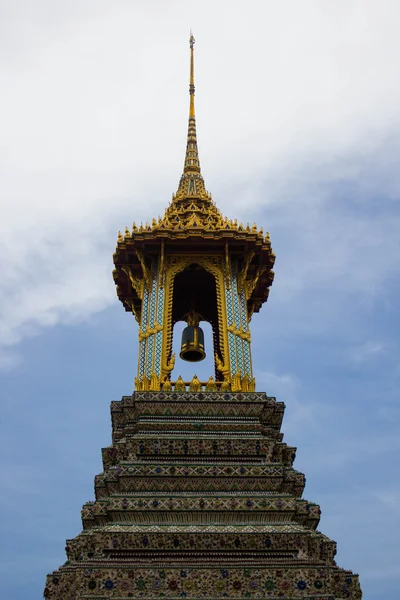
(227, 322, 251, 343)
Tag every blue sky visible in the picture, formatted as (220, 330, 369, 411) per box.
(1, 2, 400, 599)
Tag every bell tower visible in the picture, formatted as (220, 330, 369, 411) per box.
(113, 34, 275, 393)
(44, 35, 362, 600)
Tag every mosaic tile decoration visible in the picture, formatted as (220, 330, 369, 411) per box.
(44, 390, 362, 599)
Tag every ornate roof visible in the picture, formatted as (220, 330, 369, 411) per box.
(113, 35, 275, 318)
(118, 34, 274, 244)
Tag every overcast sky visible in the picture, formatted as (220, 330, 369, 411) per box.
(1, 2, 400, 599)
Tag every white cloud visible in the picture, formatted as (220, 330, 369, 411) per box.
(1, 0, 400, 365)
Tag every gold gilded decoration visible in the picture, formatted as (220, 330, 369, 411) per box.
(231, 372, 242, 392)
(161, 352, 176, 377)
(161, 255, 230, 383)
(245, 265, 267, 300)
(238, 250, 255, 292)
(113, 35, 275, 393)
(241, 374, 249, 391)
(172, 31, 211, 205)
(205, 375, 217, 391)
(125, 298, 140, 324)
(175, 375, 186, 392)
(135, 249, 152, 291)
(114, 33, 274, 288)
(131, 305, 140, 324)
(138, 322, 163, 342)
(227, 322, 251, 342)
(247, 301, 258, 322)
(122, 201, 275, 240)
(248, 377, 256, 391)
(149, 372, 160, 391)
(225, 242, 231, 289)
(137, 375, 150, 390)
(183, 309, 202, 327)
(138, 375, 254, 392)
(121, 266, 143, 300)
(159, 240, 165, 288)
(135, 371, 162, 391)
(221, 379, 231, 391)
(189, 374, 201, 391)
(215, 353, 230, 384)
(189, 32, 195, 118)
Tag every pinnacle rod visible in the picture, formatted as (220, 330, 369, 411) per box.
(189, 33, 195, 118)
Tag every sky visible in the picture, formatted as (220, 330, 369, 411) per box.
(1, 1, 400, 598)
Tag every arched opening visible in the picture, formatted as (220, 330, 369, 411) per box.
(169, 263, 222, 382)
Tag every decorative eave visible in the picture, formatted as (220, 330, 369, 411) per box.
(113, 226, 275, 320)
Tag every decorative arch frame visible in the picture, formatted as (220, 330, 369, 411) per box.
(161, 254, 229, 382)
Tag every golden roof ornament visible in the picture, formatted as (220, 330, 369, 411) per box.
(173, 32, 211, 203)
(113, 35, 276, 246)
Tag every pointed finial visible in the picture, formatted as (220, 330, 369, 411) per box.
(173, 35, 211, 203)
(184, 32, 199, 175)
(189, 32, 195, 118)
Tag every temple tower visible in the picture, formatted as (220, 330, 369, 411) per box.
(113, 34, 274, 395)
(44, 36, 362, 600)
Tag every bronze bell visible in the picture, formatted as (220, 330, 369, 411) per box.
(180, 325, 206, 362)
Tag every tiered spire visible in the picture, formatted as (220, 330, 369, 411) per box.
(175, 33, 211, 201)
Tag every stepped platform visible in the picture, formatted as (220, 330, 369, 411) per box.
(44, 391, 361, 599)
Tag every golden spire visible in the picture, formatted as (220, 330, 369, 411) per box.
(189, 31, 195, 119)
(174, 33, 211, 202)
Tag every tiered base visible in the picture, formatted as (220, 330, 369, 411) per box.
(44, 391, 361, 599)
